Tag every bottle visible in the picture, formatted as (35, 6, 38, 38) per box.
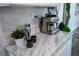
(24, 24, 31, 40)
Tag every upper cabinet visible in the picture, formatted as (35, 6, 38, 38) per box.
(0, 3, 10, 7)
(14, 3, 60, 7)
(0, 3, 60, 7)
(12, 3, 60, 7)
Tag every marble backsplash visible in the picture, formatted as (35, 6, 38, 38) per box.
(31, 18, 40, 35)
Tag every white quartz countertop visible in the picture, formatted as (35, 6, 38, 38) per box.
(5, 31, 71, 56)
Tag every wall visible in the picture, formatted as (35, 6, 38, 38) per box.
(68, 3, 79, 32)
(0, 4, 63, 34)
(0, 7, 46, 33)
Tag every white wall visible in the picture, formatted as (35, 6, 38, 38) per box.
(0, 7, 45, 33)
(68, 3, 79, 32)
(0, 4, 63, 34)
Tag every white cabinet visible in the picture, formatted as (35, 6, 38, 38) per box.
(0, 3, 60, 7)
(55, 37, 72, 56)
(25, 3, 59, 7)
(10, 3, 60, 7)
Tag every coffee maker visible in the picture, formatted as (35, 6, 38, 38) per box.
(40, 17, 59, 35)
(40, 7, 59, 35)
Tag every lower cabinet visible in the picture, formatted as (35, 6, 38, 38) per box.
(55, 37, 72, 56)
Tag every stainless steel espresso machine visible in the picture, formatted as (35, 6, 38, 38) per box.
(40, 7, 59, 35)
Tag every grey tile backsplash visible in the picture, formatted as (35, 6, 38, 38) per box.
(0, 7, 47, 35)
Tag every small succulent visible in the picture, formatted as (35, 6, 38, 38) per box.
(11, 27, 26, 39)
(59, 22, 71, 32)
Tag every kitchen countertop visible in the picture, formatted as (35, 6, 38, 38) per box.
(5, 31, 72, 56)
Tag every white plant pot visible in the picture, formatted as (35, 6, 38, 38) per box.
(15, 39, 25, 47)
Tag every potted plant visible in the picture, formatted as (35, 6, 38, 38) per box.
(11, 27, 26, 47)
(59, 22, 71, 32)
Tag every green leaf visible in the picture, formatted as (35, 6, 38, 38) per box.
(11, 27, 26, 39)
(59, 22, 71, 32)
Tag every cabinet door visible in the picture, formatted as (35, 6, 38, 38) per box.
(53, 36, 72, 56)
(58, 37, 72, 56)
